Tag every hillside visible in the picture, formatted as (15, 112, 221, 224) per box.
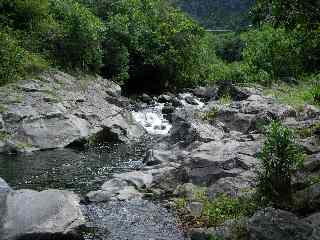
(173, 0, 255, 29)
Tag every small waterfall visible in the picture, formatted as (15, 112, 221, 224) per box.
(132, 103, 172, 135)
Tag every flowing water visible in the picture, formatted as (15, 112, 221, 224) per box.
(0, 106, 187, 240)
(132, 103, 172, 135)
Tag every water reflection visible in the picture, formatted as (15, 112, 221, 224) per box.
(0, 140, 151, 194)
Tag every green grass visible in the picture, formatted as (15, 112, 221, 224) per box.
(219, 94, 233, 105)
(201, 107, 219, 122)
(174, 189, 258, 228)
(263, 81, 320, 110)
(202, 194, 258, 227)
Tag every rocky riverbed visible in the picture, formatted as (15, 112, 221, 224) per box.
(0, 71, 319, 240)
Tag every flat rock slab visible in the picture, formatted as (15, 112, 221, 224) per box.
(84, 200, 185, 240)
(0, 189, 85, 240)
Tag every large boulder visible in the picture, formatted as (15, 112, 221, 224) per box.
(247, 208, 316, 240)
(185, 139, 260, 186)
(208, 171, 256, 199)
(0, 189, 85, 240)
(165, 108, 224, 148)
(0, 70, 145, 153)
(87, 163, 185, 202)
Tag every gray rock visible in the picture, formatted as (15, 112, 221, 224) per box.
(87, 164, 182, 202)
(184, 95, 199, 105)
(185, 139, 260, 185)
(113, 171, 154, 189)
(0, 177, 10, 194)
(299, 104, 320, 120)
(86, 170, 156, 202)
(217, 82, 250, 101)
(304, 212, 320, 227)
(174, 183, 205, 200)
(10, 114, 90, 152)
(303, 153, 320, 172)
(166, 109, 224, 147)
(144, 149, 177, 166)
(158, 94, 173, 103)
(86, 178, 142, 202)
(0, 189, 85, 240)
(301, 136, 320, 154)
(294, 183, 320, 211)
(188, 201, 204, 217)
(208, 171, 256, 199)
(0, 70, 145, 153)
(216, 107, 255, 133)
(140, 94, 153, 103)
(248, 208, 314, 240)
(192, 87, 217, 101)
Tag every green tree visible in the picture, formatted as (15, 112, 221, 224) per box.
(241, 25, 303, 84)
(48, 0, 106, 72)
(80, 0, 210, 92)
(252, 0, 320, 30)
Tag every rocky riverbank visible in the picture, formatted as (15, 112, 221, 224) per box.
(0, 72, 319, 240)
(87, 82, 320, 239)
(0, 70, 145, 153)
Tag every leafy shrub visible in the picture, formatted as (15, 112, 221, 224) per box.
(0, 32, 47, 85)
(241, 25, 303, 84)
(48, 0, 106, 72)
(214, 33, 245, 63)
(0, 0, 49, 30)
(257, 121, 304, 207)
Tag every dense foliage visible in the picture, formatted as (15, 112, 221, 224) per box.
(252, 0, 320, 30)
(0, 0, 319, 94)
(172, 0, 255, 30)
(0, 0, 212, 93)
